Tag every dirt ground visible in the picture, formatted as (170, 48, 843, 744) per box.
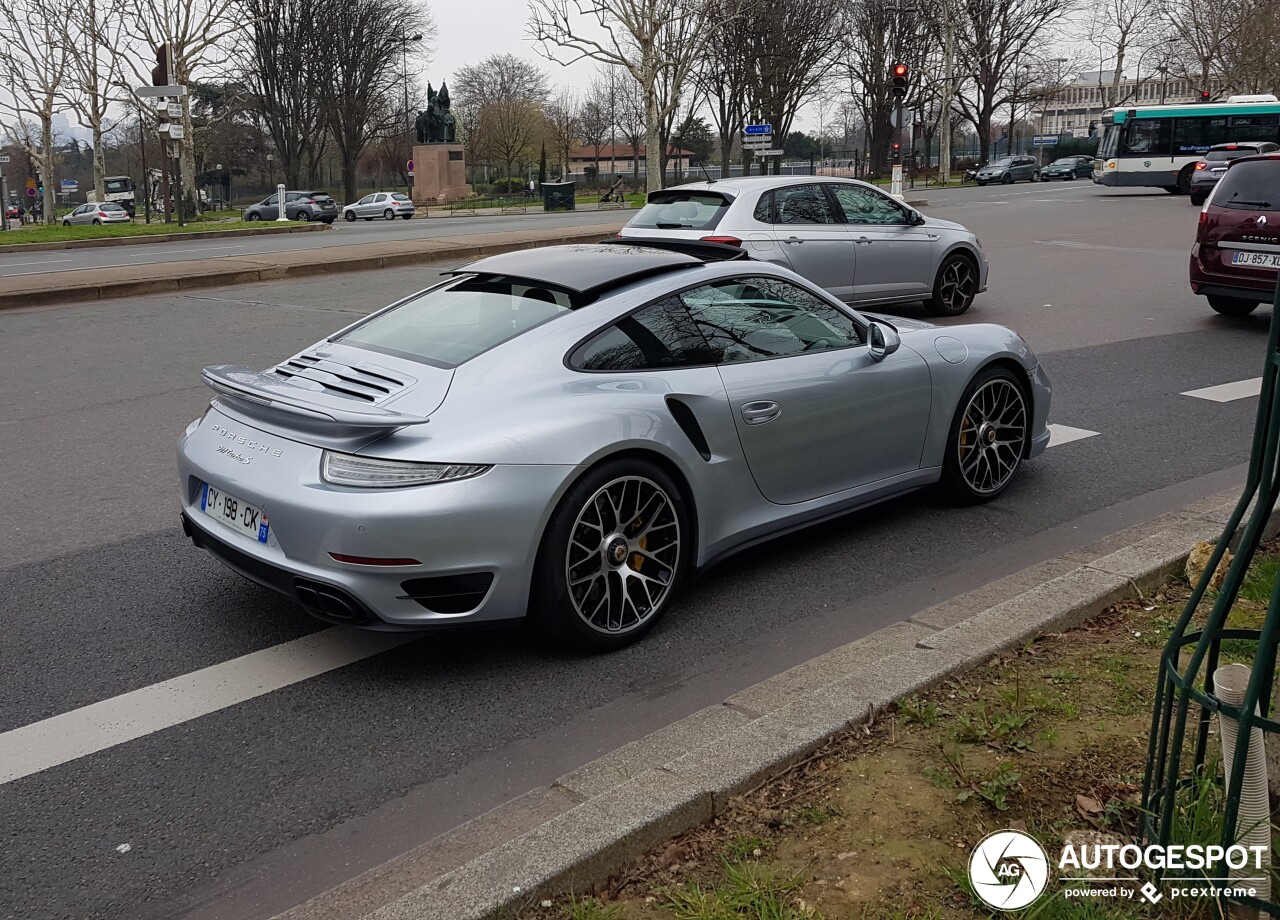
(518, 546, 1280, 920)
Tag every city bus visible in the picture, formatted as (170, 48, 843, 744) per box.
(1094, 95, 1280, 194)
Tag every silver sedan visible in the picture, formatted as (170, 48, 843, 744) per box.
(620, 176, 988, 316)
(62, 202, 132, 226)
(342, 192, 415, 221)
(178, 242, 1049, 650)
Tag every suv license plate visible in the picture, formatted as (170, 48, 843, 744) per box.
(1231, 251, 1280, 270)
(200, 482, 270, 543)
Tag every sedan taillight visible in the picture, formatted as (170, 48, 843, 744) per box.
(1194, 161, 1208, 171)
(701, 235, 742, 247)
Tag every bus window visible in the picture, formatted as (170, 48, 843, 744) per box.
(1123, 119, 1170, 155)
(1173, 116, 1227, 153)
(1227, 114, 1280, 143)
(1098, 122, 1121, 158)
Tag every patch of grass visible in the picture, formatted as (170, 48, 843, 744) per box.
(564, 894, 623, 920)
(898, 695, 940, 727)
(1240, 554, 1280, 602)
(666, 861, 805, 920)
(954, 701, 1034, 746)
(722, 833, 767, 862)
(787, 803, 839, 827)
(7, 220, 314, 243)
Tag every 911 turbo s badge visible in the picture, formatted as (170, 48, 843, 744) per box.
(209, 422, 284, 458)
(216, 445, 252, 465)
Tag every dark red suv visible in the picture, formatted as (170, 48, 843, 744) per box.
(1190, 153, 1280, 315)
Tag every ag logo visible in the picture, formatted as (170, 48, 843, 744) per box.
(969, 829, 1050, 910)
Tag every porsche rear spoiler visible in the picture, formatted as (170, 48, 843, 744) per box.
(201, 365, 429, 428)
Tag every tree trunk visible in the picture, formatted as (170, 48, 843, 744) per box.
(643, 84, 662, 192)
(342, 154, 358, 202)
(40, 116, 54, 224)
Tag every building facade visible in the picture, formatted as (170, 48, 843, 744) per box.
(1039, 70, 1210, 137)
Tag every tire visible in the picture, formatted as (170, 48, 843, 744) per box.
(322, 218, 335, 224)
(939, 366, 1030, 503)
(92, 218, 101, 225)
(1190, 191, 1207, 206)
(1207, 295, 1260, 316)
(383, 208, 395, 220)
(401, 213, 412, 220)
(62, 220, 70, 226)
(530, 458, 691, 651)
(1001, 173, 1013, 185)
(923, 254, 979, 316)
(344, 211, 356, 222)
(976, 181, 986, 187)
(295, 210, 311, 221)
(1176, 165, 1194, 195)
(246, 212, 261, 221)
(364, 217, 373, 221)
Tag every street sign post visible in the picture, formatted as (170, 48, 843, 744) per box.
(135, 85, 187, 97)
(744, 124, 772, 135)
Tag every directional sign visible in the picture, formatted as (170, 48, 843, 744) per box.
(165, 102, 183, 119)
(1032, 134, 1059, 146)
(742, 140, 772, 148)
(742, 137, 773, 146)
(135, 85, 187, 97)
(0, 155, 9, 164)
(760, 149, 784, 156)
(60, 179, 77, 191)
(744, 124, 773, 135)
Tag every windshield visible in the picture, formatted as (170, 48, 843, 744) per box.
(104, 178, 132, 193)
(1213, 160, 1278, 210)
(1098, 123, 1121, 159)
(989, 158, 1014, 168)
(334, 276, 576, 368)
(628, 191, 730, 231)
(1051, 158, 1076, 166)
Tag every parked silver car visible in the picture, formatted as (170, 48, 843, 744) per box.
(62, 202, 132, 226)
(243, 190, 339, 223)
(178, 242, 1050, 650)
(342, 192, 416, 221)
(619, 177, 988, 316)
(975, 155, 1040, 185)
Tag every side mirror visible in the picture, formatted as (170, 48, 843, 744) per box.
(868, 321, 901, 362)
(908, 209, 926, 225)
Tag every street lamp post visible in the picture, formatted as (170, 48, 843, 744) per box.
(402, 32, 423, 199)
(1157, 65, 1169, 105)
(1134, 41, 1173, 105)
(1053, 57, 1068, 139)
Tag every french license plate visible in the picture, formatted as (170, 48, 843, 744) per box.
(1231, 251, 1280, 270)
(200, 482, 269, 543)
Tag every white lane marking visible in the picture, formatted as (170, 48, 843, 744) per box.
(0, 629, 417, 785)
(1181, 378, 1262, 402)
(1047, 424, 1100, 447)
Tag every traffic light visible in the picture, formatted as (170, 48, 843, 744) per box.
(892, 141, 902, 159)
(151, 43, 169, 86)
(1198, 89, 1212, 102)
(891, 63, 909, 98)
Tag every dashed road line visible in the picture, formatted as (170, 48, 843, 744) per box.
(1182, 378, 1262, 402)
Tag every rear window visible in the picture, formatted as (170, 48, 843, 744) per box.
(333, 276, 575, 368)
(100, 203, 125, 211)
(391, 193, 411, 202)
(628, 191, 730, 231)
(1206, 147, 1259, 161)
(1213, 160, 1280, 210)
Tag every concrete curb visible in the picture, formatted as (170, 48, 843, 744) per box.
(0, 221, 326, 254)
(269, 487, 1271, 920)
(0, 225, 625, 312)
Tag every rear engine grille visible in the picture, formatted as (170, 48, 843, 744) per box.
(399, 573, 494, 614)
(272, 353, 412, 403)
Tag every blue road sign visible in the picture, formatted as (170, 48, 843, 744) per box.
(1031, 135, 1059, 146)
(744, 124, 773, 135)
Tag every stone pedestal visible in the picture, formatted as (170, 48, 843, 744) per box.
(411, 144, 472, 204)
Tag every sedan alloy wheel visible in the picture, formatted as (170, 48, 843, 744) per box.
(924, 256, 978, 316)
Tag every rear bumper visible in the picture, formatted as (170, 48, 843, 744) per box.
(1189, 251, 1278, 302)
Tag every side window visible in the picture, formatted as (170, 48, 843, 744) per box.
(264, 193, 278, 205)
(1123, 119, 1170, 155)
(1173, 116, 1225, 154)
(752, 191, 773, 223)
(829, 184, 905, 225)
(355, 195, 373, 205)
(680, 276, 862, 364)
(286, 192, 302, 202)
(570, 296, 713, 371)
(773, 184, 837, 224)
(373, 193, 386, 203)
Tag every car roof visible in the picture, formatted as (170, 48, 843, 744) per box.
(453, 243, 712, 296)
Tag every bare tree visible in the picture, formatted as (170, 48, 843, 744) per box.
(0, 0, 75, 223)
(578, 84, 612, 177)
(1160, 0, 1244, 90)
(316, 0, 435, 201)
(543, 91, 580, 177)
(528, 0, 713, 190)
(124, 0, 247, 202)
(473, 97, 544, 180)
(1217, 0, 1280, 94)
(939, 0, 1074, 162)
(235, 0, 330, 187)
(452, 53, 550, 111)
(61, 0, 129, 202)
(695, 0, 753, 174)
(1077, 0, 1163, 108)
(747, 0, 843, 173)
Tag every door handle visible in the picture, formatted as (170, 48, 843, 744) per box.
(784, 236, 804, 244)
(856, 235, 872, 245)
(741, 400, 781, 425)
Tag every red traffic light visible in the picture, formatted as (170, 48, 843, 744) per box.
(1199, 90, 1211, 102)
(893, 64, 908, 77)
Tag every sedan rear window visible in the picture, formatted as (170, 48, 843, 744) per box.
(1206, 148, 1257, 162)
(1213, 160, 1280, 210)
(628, 191, 730, 231)
(334, 276, 575, 368)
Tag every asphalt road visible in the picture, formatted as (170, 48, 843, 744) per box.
(0, 207, 624, 278)
(1, 180, 1268, 920)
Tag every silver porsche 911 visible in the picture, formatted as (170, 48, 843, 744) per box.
(178, 241, 1051, 650)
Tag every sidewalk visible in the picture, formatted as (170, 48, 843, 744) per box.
(0, 220, 629, 311)
(268, 487, 1270, 920)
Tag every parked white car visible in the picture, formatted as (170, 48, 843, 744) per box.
(62, 202, 132, 226)
(342, 192, 415, 221)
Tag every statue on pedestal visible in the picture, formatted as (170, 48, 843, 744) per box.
(415, 82, 457, 145)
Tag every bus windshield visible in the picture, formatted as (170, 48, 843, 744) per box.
(1098, 122, 1121, 159)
